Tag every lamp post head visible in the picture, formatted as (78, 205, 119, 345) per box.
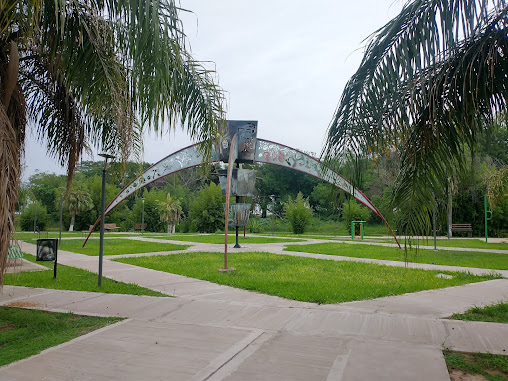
(98, 153, 115, 169)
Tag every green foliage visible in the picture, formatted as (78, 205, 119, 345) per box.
(0, 307, 123, 367)
(284, 192, 313, 234)
(131, 190, 166, 232)
(157, 193, 183, 233)
(19, 202, 49, 231)
(248, 217, 262, 233)
(341, 200, 371, 232)
(116, 251, 494, 304)
(189, 183, 224, 233)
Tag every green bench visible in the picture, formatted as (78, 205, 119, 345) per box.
(7, 244, 23, 259)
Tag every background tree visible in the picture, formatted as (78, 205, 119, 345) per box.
(66, 189, 93, 231)
(323, 0, 508, 236)
(158, 193, 183, 234)
(1, 1, 224, 283)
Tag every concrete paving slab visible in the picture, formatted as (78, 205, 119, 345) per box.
(341, 340, 450, 381)
(0, 320, 255, 381)
(222, 333, 349, 381)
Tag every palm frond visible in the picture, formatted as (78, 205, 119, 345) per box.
(323, 0, 508, 235)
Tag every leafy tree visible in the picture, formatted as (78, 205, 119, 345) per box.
(157, 193, 183, 234)
(131, 190, 167, 233)
(284, 192, 313, 234)
(1, 1, 224, 282)
(19, 202, 49, 231)
(189, 183, 225, 233)
(66, 189, 93, 231)
(323, 0, 508, 236)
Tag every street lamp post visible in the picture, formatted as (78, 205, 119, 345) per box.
(141, 198, 145, 234)
(98, 153, 115, 287)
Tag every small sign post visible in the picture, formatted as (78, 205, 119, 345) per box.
(36, 238, 58, 279)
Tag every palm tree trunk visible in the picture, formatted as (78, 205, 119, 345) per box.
(69, 215, 75, 231)
(447, 177, 453, 239)
(0, 42, 22, 285)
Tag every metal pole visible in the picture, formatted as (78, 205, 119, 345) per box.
(234, 195, 241, 248)
(98, 166, 107, 287)
(485, 194, 488, 243)
(59, 192, 63, 244)
(141, 198, 145, 234)
(33, 204, 37, 233)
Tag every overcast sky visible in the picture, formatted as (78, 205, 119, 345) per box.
(22, 0, 405, 181)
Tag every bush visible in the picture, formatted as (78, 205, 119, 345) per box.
(189, 183, 225, 233)
(284, 192, 313, 234)
(20, 202, 50, 231)
(248, 217, 262, 233)
(342, 199, 371, 233)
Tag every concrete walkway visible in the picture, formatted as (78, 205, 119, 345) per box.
(1, 239, 507, 380)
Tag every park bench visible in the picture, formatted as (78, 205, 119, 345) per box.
(133, 223, 147, 231)
(82, 223, 120, 236)
(450, 223, 473, 237)
(7, 244, 23, 260)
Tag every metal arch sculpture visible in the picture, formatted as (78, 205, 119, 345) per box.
(83, 127, 400, 249)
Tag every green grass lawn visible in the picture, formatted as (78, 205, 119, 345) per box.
(22, 238, 189, 256)
(114, 252, 496, 304)
(14, 231, 126, 240)
(361, 237, 508, 250)
(152, 234, 305, 244)
(0, 307, 123, 367)
(285, 242, 508, 270)
(444, 351, 508, 381)
(450, 302, 508, 323)
(5, 254, 166, 296)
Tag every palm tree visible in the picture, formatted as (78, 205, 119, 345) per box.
(0, 1, 225, 282)
(66, 189, 93, 231)
(323, 0, 508, 235)
(158, 193, 183, 234)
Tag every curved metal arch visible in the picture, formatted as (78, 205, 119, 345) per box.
(255, 139, 399, 247)
(83, 142, 219, 246)
(84, 139, 400, 248)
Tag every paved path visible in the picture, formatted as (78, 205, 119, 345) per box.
(1, 239, 507, 380)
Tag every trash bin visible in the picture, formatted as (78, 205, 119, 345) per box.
(36, 239, 58, 262)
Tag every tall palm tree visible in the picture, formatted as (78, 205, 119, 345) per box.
(0, 1, 225, 283)
(323, 0, 508, 235)
(66, 189, 93, 231)
(157, 193, 182, 234)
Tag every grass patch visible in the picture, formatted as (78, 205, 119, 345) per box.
(114, 252, 495, 304)
(0, 307, 123, 367)
(285, 242, 508, 270)
(423, 238, 508, 251)
(450, 302, 508, 323)
(23, 238, 189, 256)
(444, 351, 508, 381)
(4, 254, 166, 296)
(153, 234, 305, 244)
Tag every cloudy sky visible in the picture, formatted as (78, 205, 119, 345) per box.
(22, 0, 405, 180)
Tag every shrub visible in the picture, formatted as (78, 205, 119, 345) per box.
(20, 202, 50, 231)
(284, 192, 313, 234)
(342, 199, 371, 233)
(189, 183, 225, 233)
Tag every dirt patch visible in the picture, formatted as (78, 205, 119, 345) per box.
(7, 301, 40, 308)
(0, 324, 15, 332)
(449, 369, 489, 381)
